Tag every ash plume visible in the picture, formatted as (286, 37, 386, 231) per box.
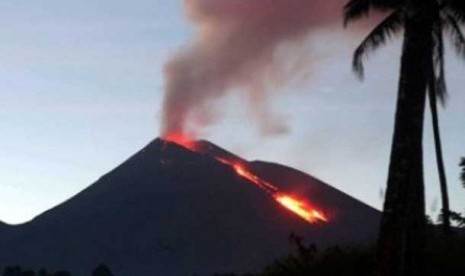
(161, 0, 349, 137)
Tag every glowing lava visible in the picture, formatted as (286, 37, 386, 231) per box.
(163, 135, 328, 224)
(164, 133, 198, 151)
(221, 160, 278, 194)
(275, 194, 328, 223)
(229, 161, 328, 223)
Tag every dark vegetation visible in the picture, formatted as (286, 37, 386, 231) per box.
(208, 230, 465, 276)
(461, 157, 465, 187)
(1, 264, 113, 276)
(90, 265, 113, 276)
(260, 234, 376, 276)
(344, 1, 465, 274)
(450, 211, 465, 227)
(5, 229, 465, 276)
(439, 210, 465, 227)
(259, 232, 465, 276)
(1, 267, 72, 276)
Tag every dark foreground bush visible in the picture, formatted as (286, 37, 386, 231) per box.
(424, 232, 465, 276)
(260, 234, 375, 276)
(1, 266, 71, 276)
(258, 232, 465, 276)
(1, 264, 115, 276)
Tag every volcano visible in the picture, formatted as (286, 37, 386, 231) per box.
(0, 139, 380, 275)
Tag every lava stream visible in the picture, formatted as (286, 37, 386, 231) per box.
(275, 194, 328, 223)
(216, 158, 278, 194)
(164, 135, 328, 224)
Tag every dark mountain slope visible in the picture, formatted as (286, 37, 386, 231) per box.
(0, 139, 381, 276)
(0, 221, 12, 233)
(250, 161, 380, 244)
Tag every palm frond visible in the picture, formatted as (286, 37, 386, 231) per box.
(344, 0, 371, 26)
(445, 0, 465, 23)
(352, 9, 404, 79)
(447, 210, 465, 227)
(343, 0, 403, 26)
(443, 12, 465, 59)
(460, 157, 465, 188)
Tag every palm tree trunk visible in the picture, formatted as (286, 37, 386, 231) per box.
(377, 3, 433, 276)
(428, 76, 451, 234)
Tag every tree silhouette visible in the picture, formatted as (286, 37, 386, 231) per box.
(37, 269, 48, 276)
(1, 267, 73, 276)
(428, 72, 451, 234)
(52, 271, 71, 276)
(91, 264, 114, 276)
(2, 266, 23, 276)
(423, 0, 465, 234)
(460, 157, 465, 187)
(344, 0, 465, 275)
(449, 211, 465, 227)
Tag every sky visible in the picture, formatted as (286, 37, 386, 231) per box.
(0, 0, 464, 225)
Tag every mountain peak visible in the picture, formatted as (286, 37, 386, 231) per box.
(0, 138, 381, 276)
(149, 137, 242, 160)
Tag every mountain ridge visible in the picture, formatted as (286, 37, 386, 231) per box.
(0, 138, 381, 276)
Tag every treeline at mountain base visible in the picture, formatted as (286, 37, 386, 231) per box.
(1, 264, 113, 276)
(208, 230, 465, 276)
(3, 230, 465, 276)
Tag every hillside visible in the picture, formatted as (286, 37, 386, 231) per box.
(0, 139, 381, 276)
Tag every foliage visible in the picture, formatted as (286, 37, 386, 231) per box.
(424, 232, 465, 275)
(435, 159, 465, 228)
(205, 273, 255, 276)
(1, 264, 114, 276)
(255, 233, 465, 276)
(460, 157, 465, 188)
(450, 211, 465, 227)
(438, 210, 465, 228)
(259, 234, 375, 276)
(344, 1, 465, 273)
(51, 272, 71, 276)
(1, 266, 72, 276)
(344, 0, 465, 100)
(2, 266, 25, 276)
(91, 264, 113, 276)
(426, 214, 434, 225)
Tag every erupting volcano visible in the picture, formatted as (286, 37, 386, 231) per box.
(164, 134, 328, 224)
(0, 137, 381, 276)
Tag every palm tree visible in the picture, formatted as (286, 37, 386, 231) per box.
(344, 0, 465, 275)
(424, 0, 465, 233)
(428, 70, 451, 233)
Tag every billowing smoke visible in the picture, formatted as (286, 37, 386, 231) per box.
(161, 0, 349, 137)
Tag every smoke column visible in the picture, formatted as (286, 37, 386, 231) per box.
(161, 0, 350, 137)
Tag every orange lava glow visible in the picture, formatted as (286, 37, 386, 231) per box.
(275, 194, 328, 223)
(164, 133, 198, 151)
(164, 136, 329, 224)
(217, 159, 278, 193)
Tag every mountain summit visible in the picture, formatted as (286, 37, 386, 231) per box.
(0, 139, 380, 275)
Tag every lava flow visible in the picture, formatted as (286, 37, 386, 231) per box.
(163, 134, 328, 224)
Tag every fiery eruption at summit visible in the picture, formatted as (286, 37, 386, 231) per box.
(163, 134, 328, 224)
(158, 1, 377, 223)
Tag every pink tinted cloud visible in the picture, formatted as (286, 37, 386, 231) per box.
(161, 0, 353, 137)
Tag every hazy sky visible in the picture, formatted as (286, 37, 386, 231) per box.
(1, 0, 464, 224)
